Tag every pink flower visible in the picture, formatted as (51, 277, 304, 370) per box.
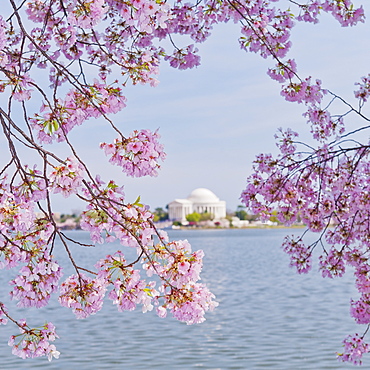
(67, 0, 108, 28)
(48, 157, 84, 198)
(10, 252, 62, 308)
(0, 303, 8, 325)
(59, 274, 107, 319)
(0, 15, 8, 50)
(7, 319, 59, 360)
(355, 74, 370, 104)
(267, 59, 297, 82)
(100, 129, 166, 177)
(337, 334, 369, 365)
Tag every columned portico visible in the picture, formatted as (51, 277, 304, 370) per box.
(168, 188, 226, 222)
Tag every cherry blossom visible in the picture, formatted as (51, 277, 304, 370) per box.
(59, 273, 107, 319)
(0, 0, 368, 364)
(5, 318, 60, 361)
(337, 334, 369, 365)
(49, 157, 85, 197)
(100, 129, 165, 177)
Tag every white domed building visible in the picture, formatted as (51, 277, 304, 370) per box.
(168, 188, 226, 222)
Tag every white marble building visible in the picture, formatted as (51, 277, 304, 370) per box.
(168, 188, 226, 222)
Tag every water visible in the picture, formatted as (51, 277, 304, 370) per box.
(0, 228, 361, 369)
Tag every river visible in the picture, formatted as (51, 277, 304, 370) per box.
(0, 228, 361, 369)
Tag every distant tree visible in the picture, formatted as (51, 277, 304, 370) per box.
(200, 212, 213, 221)
(235, 205, 258, 221)
(269, 210, 279, 224)
(186, 212, 201, 223)
(235, 205, 248, 220)
(153, 207, 169, 222)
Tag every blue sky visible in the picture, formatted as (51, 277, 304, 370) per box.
(3, 4, 370, 215)
(68, 9, 370, 215)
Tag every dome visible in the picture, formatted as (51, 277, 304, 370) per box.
(187, 188, 220, 203)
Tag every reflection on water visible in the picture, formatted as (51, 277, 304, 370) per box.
(0, 229, 361, 368)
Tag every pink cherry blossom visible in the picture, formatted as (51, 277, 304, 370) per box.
(59, 273, 107, 319)
(337, 334, 369, 365)
(48, 157, 85, 198)
(6, 319, 59, 361)
(100, 129, 165, 177)
(0, 0, 369, 364)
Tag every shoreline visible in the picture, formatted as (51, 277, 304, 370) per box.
(164, 224, 306, 230)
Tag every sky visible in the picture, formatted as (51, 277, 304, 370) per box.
(3, 2, 370, 215)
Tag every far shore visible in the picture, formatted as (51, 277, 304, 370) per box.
(164, 224, 306, 230)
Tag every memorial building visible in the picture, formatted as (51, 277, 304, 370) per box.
(168, 188, 226, 222)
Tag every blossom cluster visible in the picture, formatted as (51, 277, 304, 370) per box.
(79, 177, 155, 246)
(282, 236, 312, 274)
(236, 2, 370, 360)
(59, 273, 107, 319)
(240, 70, 370, 364)
(10, 253, 62, 308)
(31, 82, 126, 144)
(337, 334, 369, 365)
(100, 129, 165, 177)
(355, 74, 370, 104)
(0, 174, 57, 269)
(0, 182, 35, 237)
(239, 9, 294, 59)
(49, 157, 85, 198)
(164, 45, 201, 70)
(67, 0, 108, 28)
(295, 0, 365, 26)
(11, 0, 362, 109)
(10, 73, 34, 102)
(8, 320, 60, 361)
(14, 166, 47, 203)
(96, 251, 156, 313)
(143, 238, 218, 324)
(280, 78, 323, 104)
(56, 234, 218, 325)
(267, 59, 297, 83)
(0, 303, 8, 325)
(304, 106, 345, 141)
(319, 248, 345, 278)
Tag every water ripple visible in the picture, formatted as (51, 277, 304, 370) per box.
(0, 229, 360, 368)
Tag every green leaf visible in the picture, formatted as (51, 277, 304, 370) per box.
(133, 196, 143, 207)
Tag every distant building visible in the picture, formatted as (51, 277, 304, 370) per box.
(168, 188, 226, 222)
(231, 217, 250, 228)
